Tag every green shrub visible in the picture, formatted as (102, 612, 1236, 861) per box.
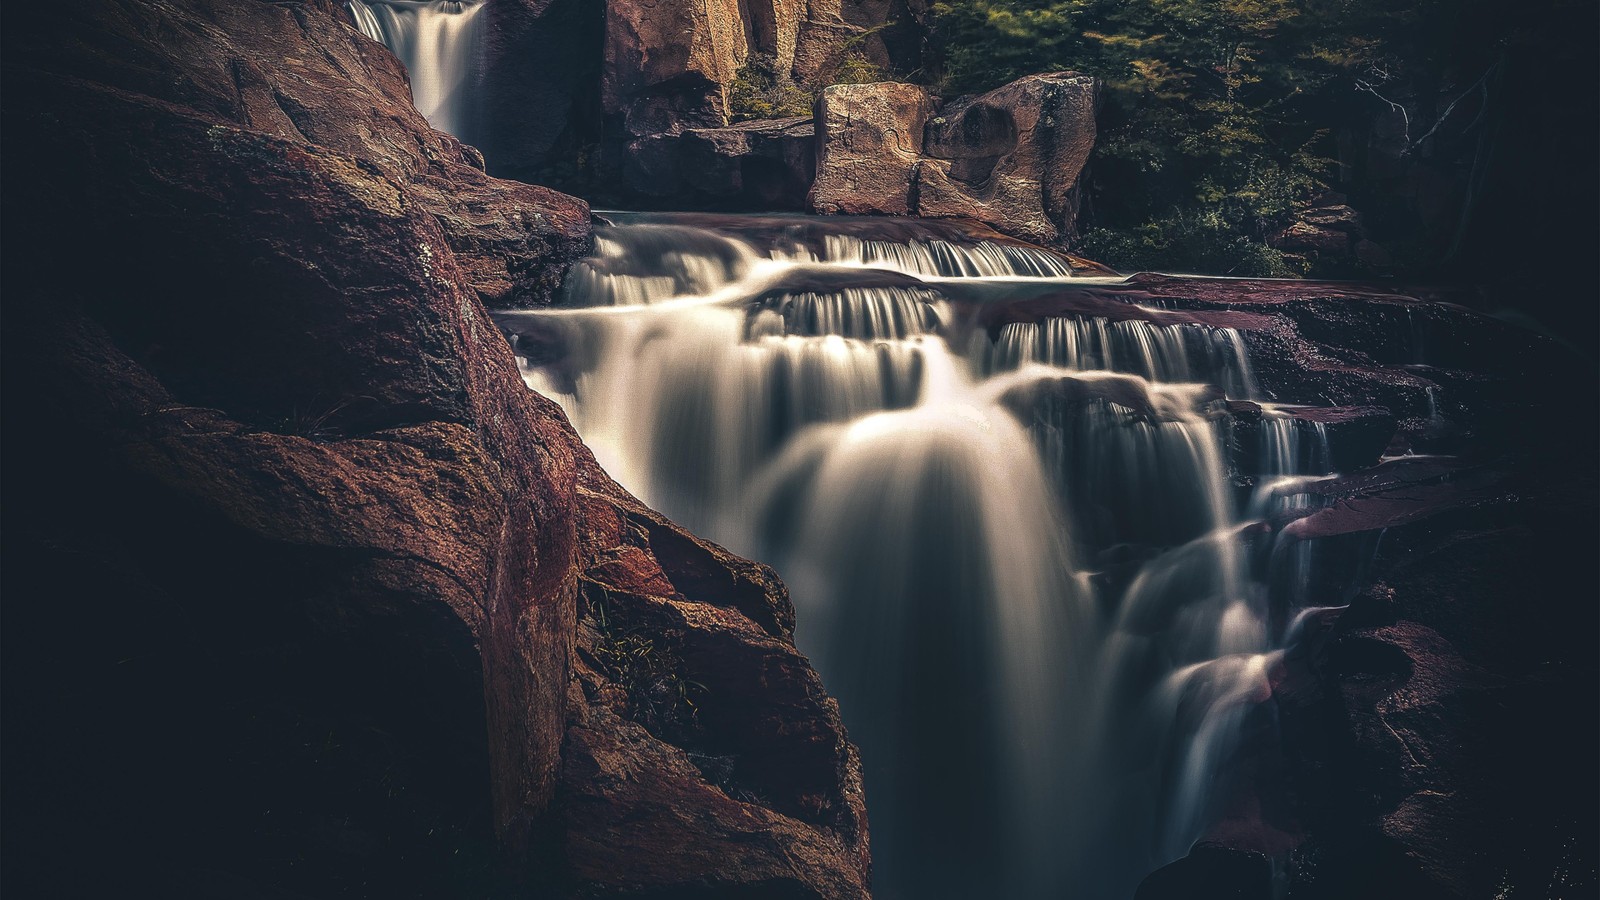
(1081, 213, 1305, 277)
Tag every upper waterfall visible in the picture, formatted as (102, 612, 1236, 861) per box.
(348, 0, 485, 140)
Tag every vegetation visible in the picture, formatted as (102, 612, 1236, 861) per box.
(729, 62, 814, 121)
(925, 0, 1562, 275)
(728, 38, 890, 123)
(584, 581, 705, 737)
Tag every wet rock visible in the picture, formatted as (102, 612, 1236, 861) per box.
(560, 473, 870, 897)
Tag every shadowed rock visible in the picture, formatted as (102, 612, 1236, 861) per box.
(2, 1, 869, 897)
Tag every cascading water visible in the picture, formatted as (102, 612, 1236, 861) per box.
(500, 212, 1341, 898)
(347, 0, 484, 139)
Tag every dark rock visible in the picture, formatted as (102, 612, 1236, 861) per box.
(1355, 238, 1394, 269)
(560, 474, 870, 897)
(481, 0, 605, 180)
(1, 0, 868, 896)
(1134, 842, 1273, 900)
(628, 117, 817, 209)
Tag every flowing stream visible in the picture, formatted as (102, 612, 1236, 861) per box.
(499, 212, 1338, 898)
(348, 0, 485, 139)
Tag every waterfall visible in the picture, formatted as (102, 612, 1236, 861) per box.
(347, 0, 485, 139)
(500, 213, 1344, 898)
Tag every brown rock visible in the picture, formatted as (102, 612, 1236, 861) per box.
(559, 472, 870, 897)
(1271, 220, 1351, 256)
(1302, 203, 1366, 234)
(793, 0, 920, 84)
(810, 81, 935, 215)
(918, 71, 1099, 243)
(2, 0, 868, 896)
(749, 0, 806, 76)
(809, 73, 1099, 244)
(603, 0, 751, 136)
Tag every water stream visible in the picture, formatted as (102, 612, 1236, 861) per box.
(499, 212, 1337, 898)
(348, 0, 485, 139)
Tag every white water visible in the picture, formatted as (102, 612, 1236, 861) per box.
(503, 214, 1338, 898)
(348, 0, 484, 139)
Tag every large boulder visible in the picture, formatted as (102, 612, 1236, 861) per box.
(2, 0, 869, 896)
(810, 81, 936, 216)
(810, 73, 1099, 244)
(919, 72, 1099, 244)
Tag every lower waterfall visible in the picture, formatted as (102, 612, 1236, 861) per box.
(500, 212, 1339, 899)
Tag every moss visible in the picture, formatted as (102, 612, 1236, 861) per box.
(728, 62, 813, 122)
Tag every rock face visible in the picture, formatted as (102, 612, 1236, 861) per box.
(810, 82, 936, 215)
(810, 73, 1099, 243)
(603, 0, 751, 138)
(918, 73, 1099, 243)
(593, 0, 923, 209)
(482, 0, 605, 181)
(1, 1, 867, 897)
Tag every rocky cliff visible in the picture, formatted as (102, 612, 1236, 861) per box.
(0, 1, 867, 896)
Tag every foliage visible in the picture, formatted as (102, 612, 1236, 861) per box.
(1080, 215, 1303, 277)
(729, 62, 813, 122)
(729, 37, 893, 123)
(925, 0, 1521, 274)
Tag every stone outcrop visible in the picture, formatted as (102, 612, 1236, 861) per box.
(603, 0, 751, 138)
(595, 0, 924, 209)
(810, 82, 936, 215)
(810, 73, 1099, 244)
(600, 0, 921, 144)
(1, 0, 867, 897)
(1270, 194, 1396, 274)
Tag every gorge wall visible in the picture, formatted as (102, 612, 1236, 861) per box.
(446, 0, 1101, 246)
(1, 1, 866, 896)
